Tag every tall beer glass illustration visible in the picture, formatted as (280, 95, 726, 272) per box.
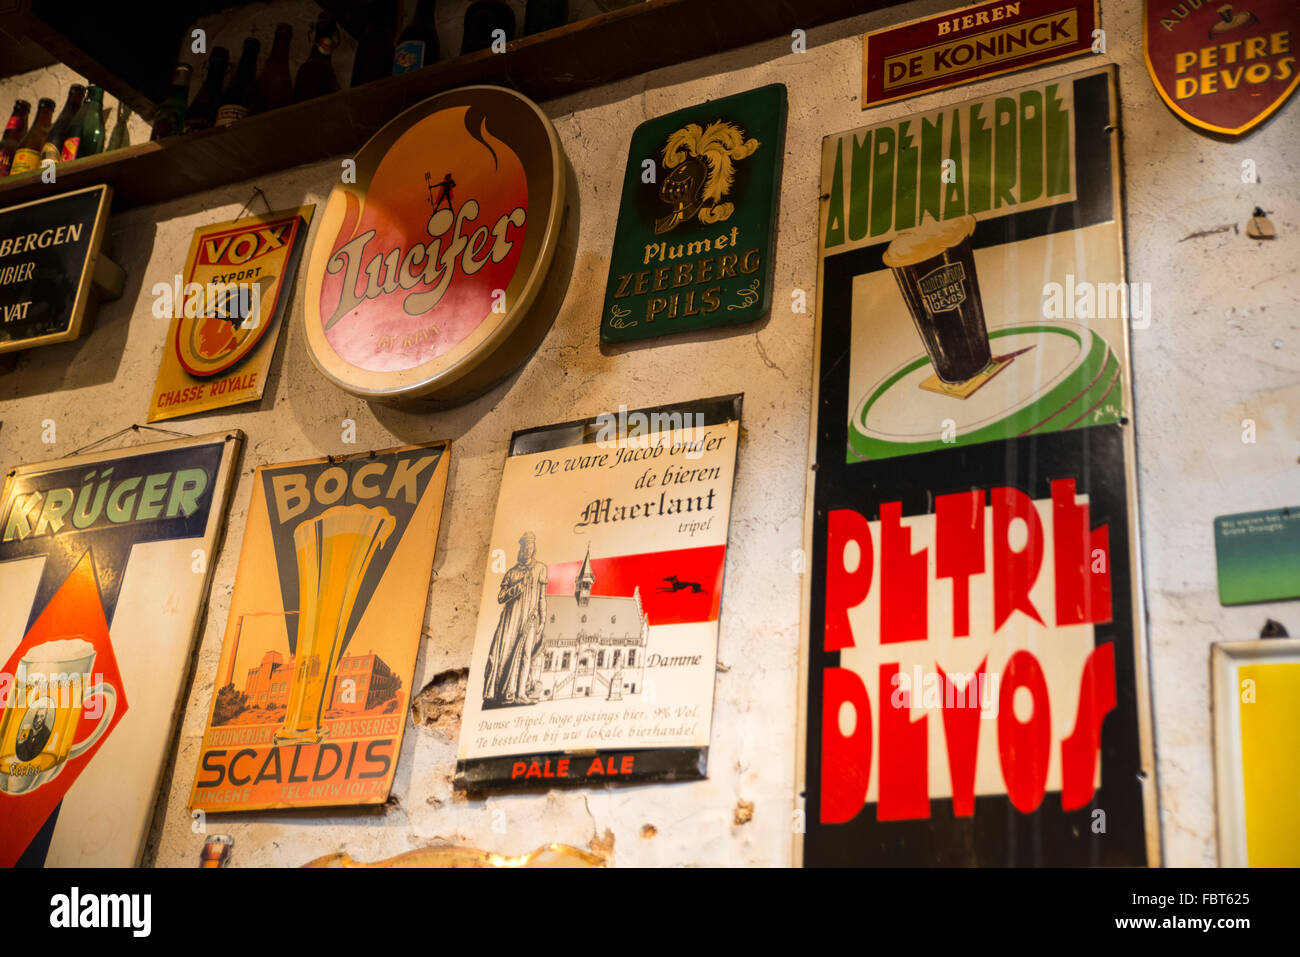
(882, 214, 993, 384)
(0, 637, 116, 795)
(275, 504, 395, 746)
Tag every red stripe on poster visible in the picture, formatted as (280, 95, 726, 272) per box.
(547, 545, 727, 626)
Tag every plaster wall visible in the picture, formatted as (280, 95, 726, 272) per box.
(0, 0, 1295, 866)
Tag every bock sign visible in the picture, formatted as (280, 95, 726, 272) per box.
(190, 443, 450, 812)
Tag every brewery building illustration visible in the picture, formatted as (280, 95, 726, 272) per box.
(239, 649, 401, 713)
(536, 548, 649, 703)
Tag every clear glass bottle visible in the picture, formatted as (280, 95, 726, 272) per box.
(107, 102, 133, 151)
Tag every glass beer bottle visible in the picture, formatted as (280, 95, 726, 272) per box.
(150, 64, 193, 140)
(62, 86, 106, 161)
(0, 99, 30, 177)
(524, 0, 568, 36)
(40, 84, 85, 165)
(392, 0, 439, 74)
(351, 0, 397, 87)
(462, 0, 514, 54)
(8, 98, 55, 176)
(216, 37, 260, 128)
(293, 16, 340, 102)
(107, 102, 132, 151)
(252, 23, 294, 114)
(186, 47, 230, 132)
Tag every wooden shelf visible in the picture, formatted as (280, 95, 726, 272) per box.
(2, 0, 897, 213)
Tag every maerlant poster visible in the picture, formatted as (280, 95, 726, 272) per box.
(798, 66, 1158, 865)
(457, 396, 741, 789)
(148, 206, 314, 421)
(0, 432, 242, 866)
(190, 443, 449, 812)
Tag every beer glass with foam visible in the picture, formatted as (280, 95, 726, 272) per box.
(0, 637, 116, 795)
(275, 504, 395, 746)
(882, 214, 993, 384)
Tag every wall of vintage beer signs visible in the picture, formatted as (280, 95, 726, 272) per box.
(0, 0, 1295, 866)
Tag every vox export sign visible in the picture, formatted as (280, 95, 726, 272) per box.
(303, 86, 568, 404)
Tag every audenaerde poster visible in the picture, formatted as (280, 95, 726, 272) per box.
(456, 395, 742, 789)
(800, 66, 1158, 866)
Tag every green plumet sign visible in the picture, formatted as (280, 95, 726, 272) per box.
(601, 84, 787, 343)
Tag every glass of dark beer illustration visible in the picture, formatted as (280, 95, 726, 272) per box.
(882, 214, 993, 384)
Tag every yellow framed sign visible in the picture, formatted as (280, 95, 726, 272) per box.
(148, 205, 314, 421)
(1211, 638, 1300, 866)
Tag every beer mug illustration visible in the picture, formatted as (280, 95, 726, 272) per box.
(882, 213, 993, 385)
(275, 504, 395, 746)
(0, 637, 116, 796)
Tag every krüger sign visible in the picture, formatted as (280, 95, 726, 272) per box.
(304, 86, 567, 403)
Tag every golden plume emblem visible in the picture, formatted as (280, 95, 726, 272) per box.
(655, 121, 759, 235)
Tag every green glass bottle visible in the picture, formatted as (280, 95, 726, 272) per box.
(150, 63, 193, 140)
(62, 85, 106, 161)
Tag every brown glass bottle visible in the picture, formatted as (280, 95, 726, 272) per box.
(40, 85, 86, 164)
(252, 23, 294, 114)
(351, 0, 396, 87)
(392, 0, 439, 74)
(216, 38, 260, 127)
(462, 1, 514, 54)
(9, 98, 55, 176)
(186, 47, 230, 132)
(293, 16, 340, 103)
(0, 99, 30, 177)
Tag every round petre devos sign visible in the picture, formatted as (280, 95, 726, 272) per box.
(304, 86, 567, 403)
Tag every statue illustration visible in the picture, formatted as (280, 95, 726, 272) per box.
(483, 531, 548, 706)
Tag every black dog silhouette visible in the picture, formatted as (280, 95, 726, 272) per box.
(660, 575, 706, 594)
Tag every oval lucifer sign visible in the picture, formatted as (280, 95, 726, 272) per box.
(304, 86, 567, 403)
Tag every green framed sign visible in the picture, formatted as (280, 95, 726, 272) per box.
(600, 84, 787, 343)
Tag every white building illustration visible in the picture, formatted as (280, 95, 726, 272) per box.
(537, 547, 648, 701)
